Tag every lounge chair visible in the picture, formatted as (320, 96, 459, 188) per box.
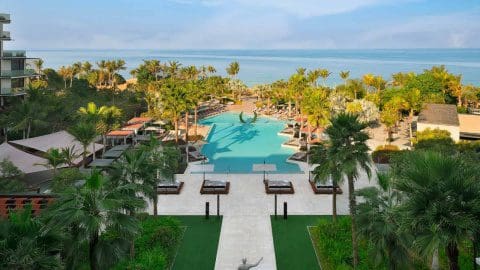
(265, 180, 294, 194)
(157, 180, 184, 194)
(309, 178, 343, 194)
(289, 151, 307, 161)
(189, 151, 206, 161)
(200, 180, 230, 194)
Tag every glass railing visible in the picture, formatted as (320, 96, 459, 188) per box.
(0, 87, 26, 96)
(2, 50, 26, 57)
(0, 14, 10, 22)
(0, 69, 36, 77)
(0, 31, 11, 39)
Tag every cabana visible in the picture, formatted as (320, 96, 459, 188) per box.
(126, 117, 153, 125)
(106, 130, 134, 145)
(0, 142, 53, 186)
(264, 180, 294, 194)
(10, 130, 103, 166)
(191, 164, 229, 194)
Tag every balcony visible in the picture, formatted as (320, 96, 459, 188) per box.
(2, 50, 26, 58)
(0, 14, 11, 23)
(0, 31, 11, 40)
(0, 87, 26, 96)
(0, 69, 37, 78)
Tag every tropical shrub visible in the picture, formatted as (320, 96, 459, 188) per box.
(50, 168, 84, 193)
(115, 217, 183, 270)
(414, 128, 456, 153)
(0, 158, 26, 193)
(371, 145, 400, 164)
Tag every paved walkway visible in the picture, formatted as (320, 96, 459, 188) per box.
(150, 162, 375, 270)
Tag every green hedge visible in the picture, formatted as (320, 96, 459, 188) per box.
(313, 217, 474, 270)
(115, 216, 183, 270)
(313, 217, 381, 270)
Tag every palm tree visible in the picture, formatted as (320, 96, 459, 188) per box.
(319, 69, 331, 86)
(402, 87, 423, 144)
(160, 79, 187, 143)
(302, 87, 330, 139)
(82, 61, 92, 74)
(43, 170, 143, 270)
(0, 205, 62, 269)
(78, 102, 109, 159)
(394, 151, 480, 270)
(326, 113, 372, 267)
(69, 122, 97, 167)
(58, 66, 69, 89)
(61, 146, 81, 167)
(37, 148, 66, 176)
(310, 143, 343, 221)
(98, 106, 122, 153)
(340, 70, 350, 86)
(226, 61, 240, 79)
(307, 69, 321, 87)
(10, 100, 47, 139)
(356, 173, 413, 269)
(167, 60, 182, 78)
(32, 58, 44, 79)
(109, 149, 154, 257)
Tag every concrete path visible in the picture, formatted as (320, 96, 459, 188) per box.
(151, 163, 375, 270)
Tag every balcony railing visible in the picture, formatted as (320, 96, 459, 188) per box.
(0, 14, 11, 23)
(0, 69, 37, 78)
(0, 87, 26, 96)
(0, 31, 11, 40)
(2, 50, 26, 58)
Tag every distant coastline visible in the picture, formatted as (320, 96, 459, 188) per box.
(22, 49, 480, 86)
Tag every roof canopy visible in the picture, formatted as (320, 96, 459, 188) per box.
(0, 142, 48, 174)
(127, 117, 152, 125)
(10, 130, 104, 165)
(418, 103, 459, 126)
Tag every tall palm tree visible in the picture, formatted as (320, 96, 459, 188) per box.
(43, 170, 143, 270)
(82, 61, 92, 74)
(10, 100, 47, 139)
(394, 151, 480, 270)
(310, 142, 343, 221)
(78, 102, 109, 159)
(98, 106, 122, 153)
(307, 69, 321, 87)
(69, 122, 97, 167)
(109, 149, 154, 257)
(319, 68, 332, 86)
(0, 205, 62, 270)
(301, 87, 330, 138)
(32, 58, 44, 79)
(58, 66, 69, 89)
(160, 79, 187, 143)
(167, 60, 182, 78)
(226, 61, 240, 79)
(326, 113, 372, 268)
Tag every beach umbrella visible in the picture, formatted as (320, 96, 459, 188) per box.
(253, 161, 277, 181)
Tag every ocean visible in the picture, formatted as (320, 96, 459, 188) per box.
(27, 49, 480, 87)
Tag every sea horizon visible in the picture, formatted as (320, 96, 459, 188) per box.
(19, 48, 480, 86)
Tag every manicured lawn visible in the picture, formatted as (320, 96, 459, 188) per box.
(270, 215, 324, 270)
(171, 216, 223, 270)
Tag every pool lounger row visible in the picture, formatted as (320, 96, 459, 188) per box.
(200, 180, 230, 194)
(157, 181, 184, 194)
(265, 180, 295, 194)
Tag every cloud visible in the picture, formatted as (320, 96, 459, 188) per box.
(169, 0, 412, 18)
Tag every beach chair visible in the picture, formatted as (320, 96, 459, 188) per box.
(157, 180, 184, 194)
(265, 180, 294, 194)
(200, 180, 230, 194)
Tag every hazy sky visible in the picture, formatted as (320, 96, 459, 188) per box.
(2, 0, 480, 49)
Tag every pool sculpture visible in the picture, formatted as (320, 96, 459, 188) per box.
(238, 257, 263, 269)
(239, 111, 258, 124)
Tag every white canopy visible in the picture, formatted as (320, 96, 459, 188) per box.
(252, 164, 277, 172)
(0, 142, 48, 174)
(190, 164, 215, 173)
(10, 130, 104, 165)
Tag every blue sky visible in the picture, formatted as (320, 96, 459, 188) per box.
(3, 0, 480, 49)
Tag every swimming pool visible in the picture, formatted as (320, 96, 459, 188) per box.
(199, 112, 302, 173)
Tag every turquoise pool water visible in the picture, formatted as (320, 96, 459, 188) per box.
(199, 112, 301, 173)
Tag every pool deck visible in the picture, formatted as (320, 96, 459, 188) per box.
(151, 162, 376, 270)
